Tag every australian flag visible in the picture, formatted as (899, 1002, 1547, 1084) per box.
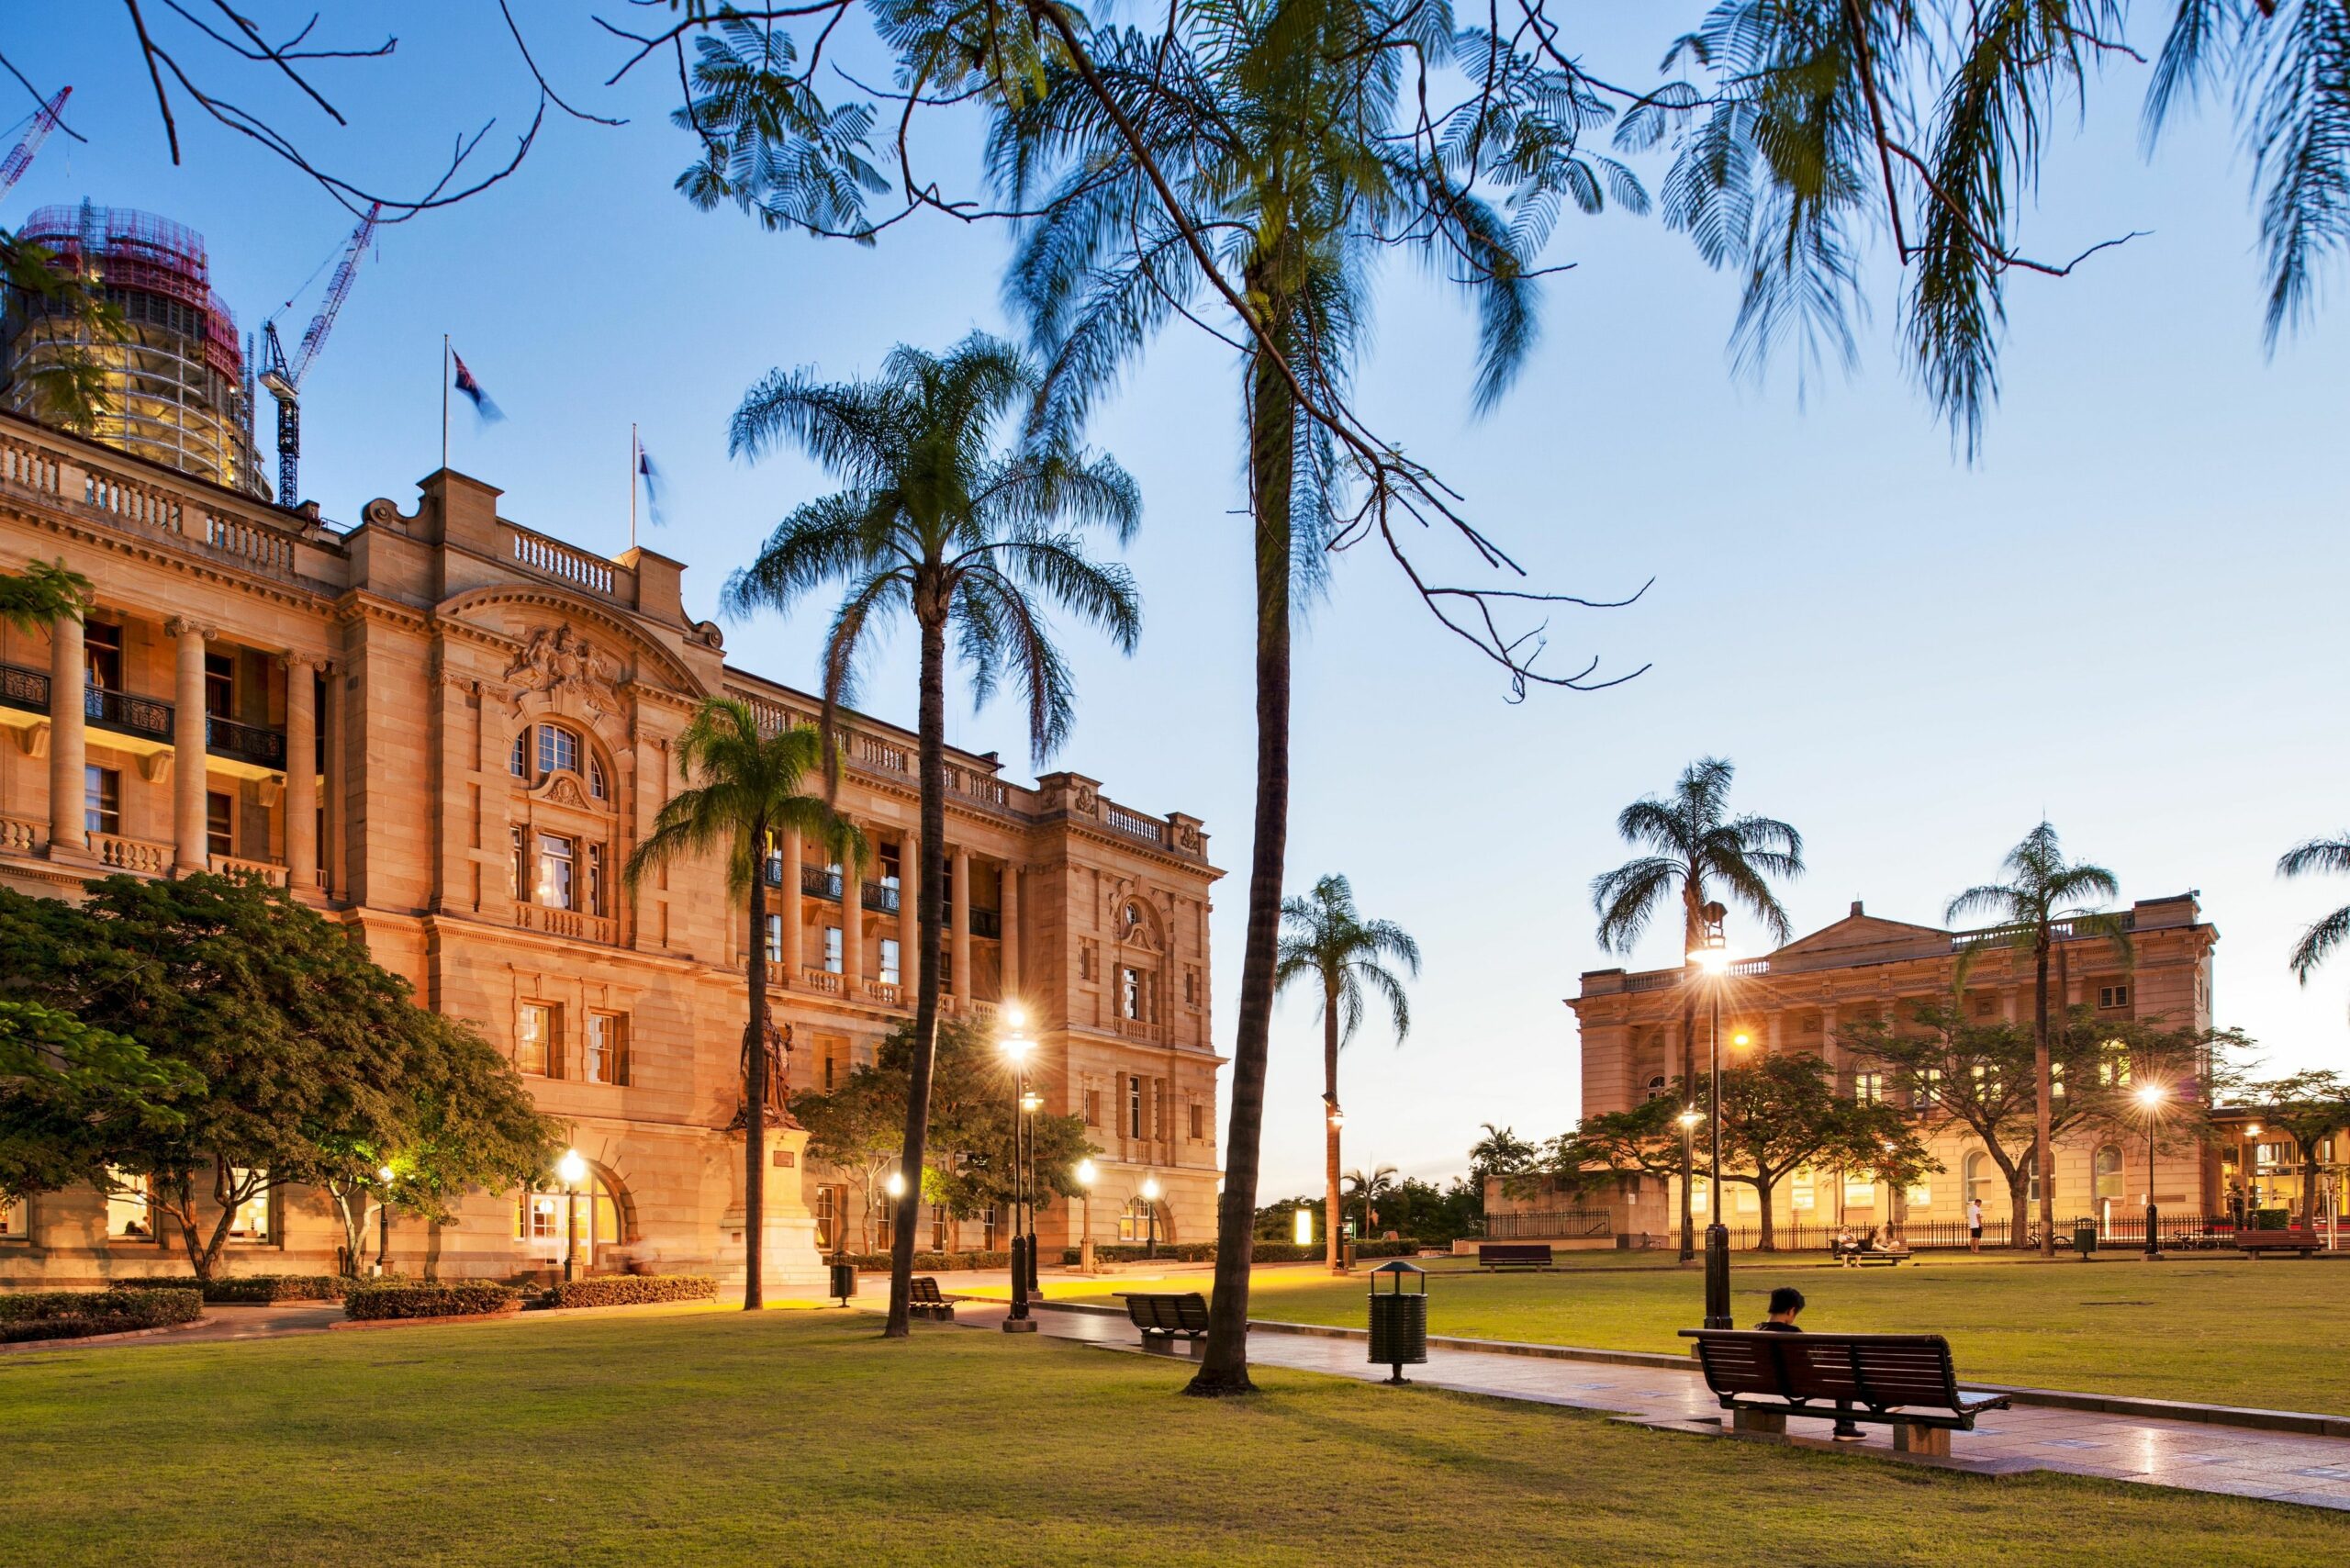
(637, 442, 665, 527)
(452, 350, 504, 424)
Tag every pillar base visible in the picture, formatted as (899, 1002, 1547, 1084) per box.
(1893, 1424, 1952, 1458)
(1731, 1409, 1786, 1438)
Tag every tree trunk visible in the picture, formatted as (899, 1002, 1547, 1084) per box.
(744, 845, 769, 1310)
(1753, 1176, 1774, 1252)
(1324, 977, 1341, 1273)
(886, 607, 950, 1338)
(2302, 1150, 2322, 1232)
(2008, 1155, 2031, 1250)
(1678, 988, 1696, 1260)
(1188, 333, 1293, 1397)
(2034, 934, 2054, 1256)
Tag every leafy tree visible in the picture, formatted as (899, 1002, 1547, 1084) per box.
(1274, 874, 1419, 1273)
(1947, 822, 2130, 1256)
(0, 999, 195, 1200)
(794, 1066, 909, 1253)
(2234, 1071, 2350, 1231)
(0, 557, 94, 635)
(1469, 1123, 1538, 1189)
(722, 334, 1138, 1336)
(1342, 1164, 1400, 1238)
(1377, 1176, 1483, 1249)
(625, 698, 862, 1309)
(2278, 833, 2350, 1009)
(1591, 756, 1803, 1258)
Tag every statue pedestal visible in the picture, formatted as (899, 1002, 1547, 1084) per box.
(718, 1126, 830, 1298)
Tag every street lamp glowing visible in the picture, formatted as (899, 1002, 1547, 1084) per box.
(1732, 1032, 1751, 1048)
(1001, 1034, 1034, 1065)
(1002, 1002, 1028, 1031)
(1075, 1159, 1097, 1187)
(1140, 1176, 1161, 1202)
(1678, 1108, 1702, 1130)
(2136, 1084, 2168, 1111)
(1326, 1103, 1346, 1129)
(1687, 945, 1733, 975)
(2245, 1123, 2262, 1139)
(884, 1170, 907, 1199)
(556, 1148, 588, 1186)
(1021, 1091, 1043, 1114)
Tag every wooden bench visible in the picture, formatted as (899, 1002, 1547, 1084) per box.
(1476, 1242, 1555, 1271)
(1834, 1242, 1913, 1268)
(1680, 1329, 2009, 1458)
(2233, 1228, 2322, 1257)
(908, 1276, 955, 1320)
(1117, 1291, 1210, 1344)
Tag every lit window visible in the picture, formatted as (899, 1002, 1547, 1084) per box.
(1919, 1069, 1942, 1108)
(1731, 1185, 1759, 1215)
(1843, 1171, 1875, 1206)
(2098, 1043, 2132, 1087)
(520, 1191, 561, 1240)
(0, 1193, 24, 1239)
(1852, 1071, 1882, 1104)
(814, 1185, 842, 1250)
(519, 1003, 554, 1076)
(584, 1013, 627, 1086)
(228, 1170, 271, 1240)
(538, 725, 578, 777)
(2051, 1062, 2066, 1098)
(765, 913, 784, 965)
(1690, 1183, 1708, 1215)
(204, 652, 234, 718)
(536, 834, 576, 911)
(822, 925, 843, 974)
(207, 790, 234, 857)
(879, 937, 901, 987)
(84, 765, 121, 836)
(2094, 1144, 2124, 1201)
(1127, 1075, 1144, 1138)
(1790, 1171, 1815, 1212)
(105, 1169, 151, 1239)
(1121, 967, 1143, 1020)
(1905, 1180, 1932, 1207)
(1119, 1196, 1159, 1241)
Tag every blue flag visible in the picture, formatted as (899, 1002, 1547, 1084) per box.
(452, 350, 504, 424)
(637, 442, 665, 527)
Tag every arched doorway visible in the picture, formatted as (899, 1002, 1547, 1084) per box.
(517, 1163, 632, 1268)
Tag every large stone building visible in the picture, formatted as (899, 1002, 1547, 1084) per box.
(0, 410, 1222, 1288)
(1541, 896, 2221, 1245)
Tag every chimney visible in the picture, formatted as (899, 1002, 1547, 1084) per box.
(1850, 901, 1864, 917)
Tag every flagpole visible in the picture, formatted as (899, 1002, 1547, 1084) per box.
(630, 422, 638, 553)
(441, 334, 450, 472)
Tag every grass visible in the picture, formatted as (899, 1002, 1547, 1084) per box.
(1, 1307, 2343, 1565)
(995, 1253, 2349, 1413)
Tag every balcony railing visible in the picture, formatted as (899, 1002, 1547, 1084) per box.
(863, 879, 900, 914)
(211, 855, 287, 887)
(85, 685, 173, 743)
(862, 978, 904, 1006)
(512, 902, 619, 945)
(0, 814, 40, 855)
(206, 714, 286, 769)
(803, 865, 842, 901)
(800, 966, 844, 995)
(93, 833, 170, 874)
(1102, 802, 1166, 846)
(969, 905, 1001, 939)
(0, 660, 47, 716)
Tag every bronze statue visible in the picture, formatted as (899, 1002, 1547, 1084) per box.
(729, 1017, 799, 1132)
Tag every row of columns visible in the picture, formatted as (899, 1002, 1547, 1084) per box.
(768, 823, 1017, 1008)
(41, 613, 325, 888)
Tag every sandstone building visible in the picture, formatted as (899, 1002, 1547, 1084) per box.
(1532, 897, 2221, 1246)
(0, 411, 1222, 1288)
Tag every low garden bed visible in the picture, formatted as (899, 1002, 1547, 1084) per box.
(543, 1275, 718, 1309)
(343, 1282, 520, 1322)
(108, 1274, 350, 1305)
(2, 1287, 205, 1343)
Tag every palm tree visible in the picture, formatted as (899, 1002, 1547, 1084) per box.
(1342, 1164, 1399, 1244)
(624, 698, 862, 1308)
(2279, 834, 2350, 1007)
(0, 557, 92, 634)
(1946, 823, 2130, 1258)
(722, 333, 1141, 1337)
(1589, 757, 1804, 1260)
(994, 0, 1592, 1397)
(1273, 874, 1419, 1273)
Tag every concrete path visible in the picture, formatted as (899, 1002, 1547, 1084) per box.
(947, 1298, 2350, 1513)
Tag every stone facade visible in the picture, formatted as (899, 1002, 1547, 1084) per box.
(1548, 896, 2221, 1246)
(0, 412, 1222, 1288)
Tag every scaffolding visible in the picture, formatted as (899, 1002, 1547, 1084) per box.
(1, 202, 269, 498)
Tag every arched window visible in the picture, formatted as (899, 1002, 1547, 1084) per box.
(2093, 1145, 2124, 1202)
(1964, 1151, 1991, 1204)
(1644, 1074, 1668, 1101)
(517, 1166, 627, 1259)
(1117, 1196, 1166, 1242)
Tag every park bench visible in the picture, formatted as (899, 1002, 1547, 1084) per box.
(1680, 1329, 2009, 1458)
(2233, 1228, 2322, 1258)
(908, 1276, 955, 1321)
(1118, 1292, 1210, 1345)
(1833, 1241, 1913, 1268)
(1476, 1242, 1555, 1271)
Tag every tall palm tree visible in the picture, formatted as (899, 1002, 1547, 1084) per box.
(993, 0, 1594, 1397)
(2279, 834, 2350, 1006)
(1342, 1163, 1399, 1243)
(1273, 874, 1419, 1273)
(0, 557, 92, 633)
(624, 698, 863, 1308)
(1589, 757, 1803, 1260)
(722, 333, 1141, 1337)
(1947, 823, 2129, 1257)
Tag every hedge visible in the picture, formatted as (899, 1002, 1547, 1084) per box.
(835, 1249, 1012, 1273)
(543, 1275, 718, 1309)
(1058, 1238, 1424, 1266)
(343, 1282, 520, 1321)
(0, 1288, 204, 1343)
(110, 1274, 350, 1304)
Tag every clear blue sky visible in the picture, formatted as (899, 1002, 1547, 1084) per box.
(18, 6, 2346, 1197)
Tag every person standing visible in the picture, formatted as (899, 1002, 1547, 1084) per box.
(1967, 1196, 1984, 1253)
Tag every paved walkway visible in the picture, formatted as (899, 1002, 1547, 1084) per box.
(947, 1299, 2350, 1512)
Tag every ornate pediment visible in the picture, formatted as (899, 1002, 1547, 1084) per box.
(506, 625, 621, 721)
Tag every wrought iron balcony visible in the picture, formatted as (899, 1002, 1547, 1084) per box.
(0, 660, 48, 717)
(969, 905, 1001, 939)
(85, 685, 173, 743)
(206, 714, 286, 768)
(863, 879, 900, 914)
(802, 864, 842, 901)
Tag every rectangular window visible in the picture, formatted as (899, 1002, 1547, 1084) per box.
(587, 844, 605, 918)
(204, 651, 234, 718)
(519, 1192, 561, 1242)
(1185, 971, 1197, 1005)
(84, 765, 121, 837)
(1127, 1075, 1144, 1139)
(510, 825, 526, 898)
(929, 1205, 947, 1250)
(1121, 967, 1143, 1020)
(510, 729, 529, 778)
(1919, 1069, 1942, 1109)
(1188, 1103, 1205, 1141)
(765, 913, 784, 966)
(824, 926, 843, 974)
(105, 1170, 151, 1240)
(1690, 1183, 1708, 1215)
(879, 938, 901, 988)
(206, 790, 234, 857)
(1732, 1184, 1759, 1215)
(814, 1185, 844, 1251)
(1791, 1173, 1815, 1212)
(228, 1169, 271, 1240)
(1852, 1071, 1882, 1105)
(875, 1188, 896, 1251)
(879, 841, 901, 892)
(1084, 1089, 1101, 1126)
(0, 1193, 23, 1239)
(84, 621, 122, 691)
(1906, 1180, 1932, 1207)
(1843, 1172, 1876, 1206)
(584, 1013, 628, 1086)
(537, 724, 577, 776)
(2098, 983, 2131, 1011)
(519, 1002, 555, 1076)
(536, 834, 576, 911)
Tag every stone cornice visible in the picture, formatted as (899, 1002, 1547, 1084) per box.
(1, 501, 336, 615)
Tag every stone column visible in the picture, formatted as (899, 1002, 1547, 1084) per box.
(1819, 1002, 1841, 1081)
(950, 844, 972, 1009)
(1766, 1010, 1785, 1058)
(166, 619, 211, 873)
(321, 665, 344, 897)
(1001, 859, 1021, 1002)
(842, 826, 865, 997)
(45, 610, 85, 853)
(897, 831, 918, 991)
(780, 827, 804, 983)
(282, 655, 319, 889)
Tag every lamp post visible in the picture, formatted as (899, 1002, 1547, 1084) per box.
(1075, 1158, 1098, 1272)
(1690, 903, 1732, 1329)
(557, 1148, 588, 1283)
(1326, 1098, 1346, 1273)
(1141, 1175, 1161, 1260)
(2138, 1084, 2168, 1260)
(1000, 1013, 1037, 1332)
(1677, 1107, 1702, 1246)
(1021, 1087, 1044, 1293)
(375, 1163, 395, 1278)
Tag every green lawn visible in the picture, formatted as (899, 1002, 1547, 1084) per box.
(1004, 1253, 2349, 1414)
(1, 1308, 2343, 1565)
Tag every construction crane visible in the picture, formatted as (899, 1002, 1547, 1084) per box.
(0, 86, 71, 206)
(260, 202, 380, 506)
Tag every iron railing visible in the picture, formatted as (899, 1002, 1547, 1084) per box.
(863, 880, 899, 914)
(1482, 1209, 1614, 1239)
(802, 865, 842, 901)
(85, 685, 173, 743)
(206, 714, 285, 768)
(1705, 1214, 2241, 1251)
(969, 905, 1001, 938)
(0, 660, 47, 715)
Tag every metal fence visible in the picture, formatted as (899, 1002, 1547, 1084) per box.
(1481, 1209, 1613, 1240)
(1710, 1214, 2244, 1251)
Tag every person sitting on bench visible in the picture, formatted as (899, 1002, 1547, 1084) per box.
(1832, 1226, 1857, 1260)
(1752, 1286, 1863, 1441)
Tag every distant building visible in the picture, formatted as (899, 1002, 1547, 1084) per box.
(0, 410, 1221, 1288)
(1528, 897, 2221, 1247)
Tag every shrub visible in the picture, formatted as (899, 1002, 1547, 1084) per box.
(343, 1282, 520, 1321)
(1056, 1238, 1423, 1266)
(0, 1288, 203, 1343)
(111, 1274, 351, 1304)
(834, 1249, 1013, 1273)
(545, 1275, 718, 1309)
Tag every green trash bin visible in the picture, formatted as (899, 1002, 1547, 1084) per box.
(829, 1260, 858, 1305)
(2073, 1223, 2098, 1260)
(1367, 1260, 1427, 1384)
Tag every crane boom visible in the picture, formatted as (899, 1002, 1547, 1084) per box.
(286, 202, 378, 389)
(0, 87, 71, 205)
(259, 202, 380, 506)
